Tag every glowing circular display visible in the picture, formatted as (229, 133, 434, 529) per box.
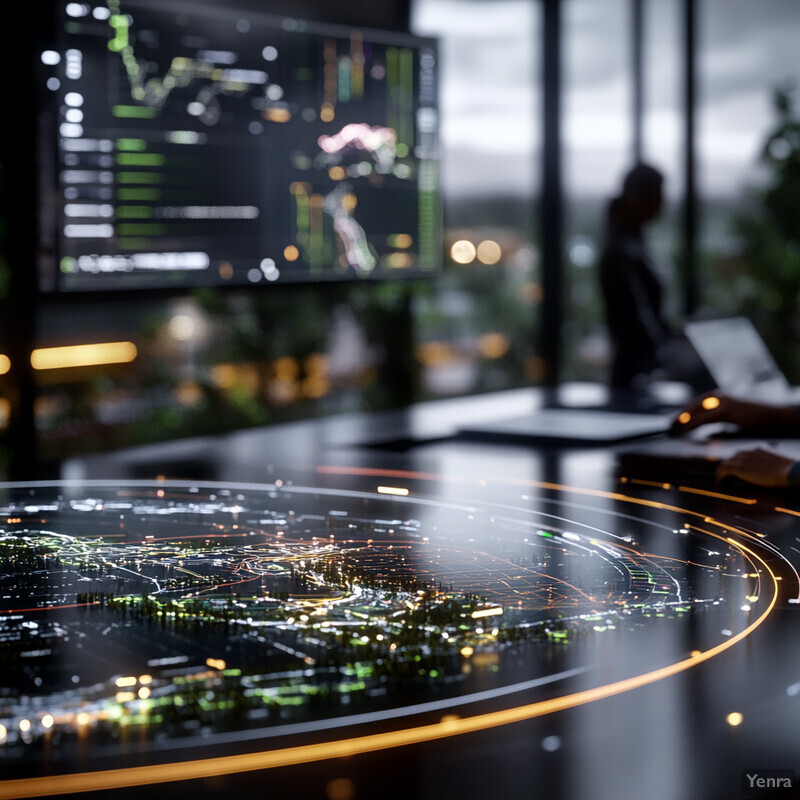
(0, 474, 784, 798)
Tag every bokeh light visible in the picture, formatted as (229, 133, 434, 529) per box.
(476, 239, 502, 265)
(451, 240, 476, 264)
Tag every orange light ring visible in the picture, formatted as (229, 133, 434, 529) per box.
(0, 473, 782, 799)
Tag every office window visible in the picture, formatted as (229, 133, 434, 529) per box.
(698, 0, 800, 379)
(412, 0, 541, 395)
(562, 0, 633, 381)
(642, 0, 683, 321)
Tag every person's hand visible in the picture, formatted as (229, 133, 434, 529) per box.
(670, 392, 798, 434)
(716, 447, 796, 488)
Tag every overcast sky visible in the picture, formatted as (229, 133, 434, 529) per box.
(411, 0, 800, 199)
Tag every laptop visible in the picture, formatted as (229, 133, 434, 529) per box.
(684, 317, 800, 402)
(616, 317, 800, 483)
(458, 408, 673, 446)
(460, 317, 790, 448)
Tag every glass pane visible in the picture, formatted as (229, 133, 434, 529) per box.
(698, 0, 800, 379)
(563, 0, 633, 381)
(642, 0, 683, 321)
(412, 0, 542, 396)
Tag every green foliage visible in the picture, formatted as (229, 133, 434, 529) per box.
(731, 85, 800, 381)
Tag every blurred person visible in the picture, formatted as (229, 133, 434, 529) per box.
(599, 163, 672, 391)
(671, 391, 800, 487)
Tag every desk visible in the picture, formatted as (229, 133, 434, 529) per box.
(2, 390, 799, 800)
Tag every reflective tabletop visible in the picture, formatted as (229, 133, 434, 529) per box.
(2, 392, 799, 800)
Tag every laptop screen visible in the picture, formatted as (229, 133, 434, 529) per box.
(684, 317, 792, 401)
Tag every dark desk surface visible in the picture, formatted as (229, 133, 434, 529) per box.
(2, 388, 799, 800)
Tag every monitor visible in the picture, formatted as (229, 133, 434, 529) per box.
(35, 0, 440, 292)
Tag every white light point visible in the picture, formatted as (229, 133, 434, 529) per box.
(541, 735, 561, 752)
